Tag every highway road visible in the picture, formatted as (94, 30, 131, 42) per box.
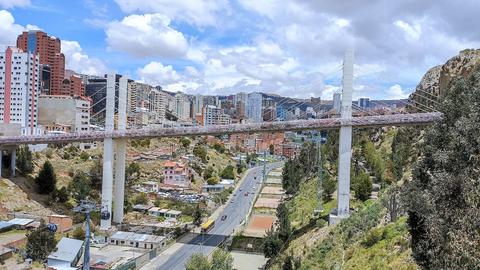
(141, 162, 283, 270)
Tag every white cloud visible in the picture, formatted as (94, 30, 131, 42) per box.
(114, 0, 228, 27)
(0, 10, 39, 45)
(394, 20, 422, 42)
(0, 0, 30, 9)
(106, 13, 188, 58)
(137, 61, 181, 86)
(386, 84, 410, 99)
(61, 40, 108, 75)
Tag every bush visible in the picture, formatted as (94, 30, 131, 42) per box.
(36, 161, 57, 194)
(17, 146, 34, 175)
(79, 151, 90, 161)
(134, 193, 148, 205)
(193, 145, 207, 163)
(220, 165, 235, 179)
(362, 227, 384, 247)
(72, 227, 85, 240)
(353, 170, 372, 201)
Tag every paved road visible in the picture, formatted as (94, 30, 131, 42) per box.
(141, 162, 283, 270)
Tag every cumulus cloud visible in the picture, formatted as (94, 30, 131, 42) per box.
(0, 10, 40, 45)
(106, 13, 188, 58)
(386, 84, 410, 99)
(137, 61, 181, 86)
(114, 0, 229, 27)
(62, 40, 108, 75)
(0, 0, 30, 9)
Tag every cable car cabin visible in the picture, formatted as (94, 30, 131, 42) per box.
(201, 219, 215, 233)
(101, 211, 111, 220)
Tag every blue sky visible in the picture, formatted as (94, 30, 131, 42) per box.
(1, 0, 479, 99)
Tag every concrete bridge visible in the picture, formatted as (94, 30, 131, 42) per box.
(0, 50, 442, 228)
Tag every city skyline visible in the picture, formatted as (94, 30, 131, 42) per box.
(1, 0, 479, 100)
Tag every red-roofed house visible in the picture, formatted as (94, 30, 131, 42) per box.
(163, 161, 193, 187)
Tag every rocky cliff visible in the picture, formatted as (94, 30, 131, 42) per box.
(410, 49, 480, 110)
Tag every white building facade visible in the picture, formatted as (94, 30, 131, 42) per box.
(38, 95, 90, 133)
(0, 47, 41, 135)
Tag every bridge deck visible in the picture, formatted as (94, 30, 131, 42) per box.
(0, 113, 442, 145)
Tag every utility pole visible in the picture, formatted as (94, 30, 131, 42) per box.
(262, 151, 267, 183)
(73, 200, 99, 270)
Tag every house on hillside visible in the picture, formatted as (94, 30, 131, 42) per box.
(163, 161, 193, 187)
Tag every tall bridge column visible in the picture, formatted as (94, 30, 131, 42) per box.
(113, 76, 127, 224)
(10, 147, 16, 177)
(0, 150, 3, 178)
(330, 49, 354, 225)
(100, 74, 116, 230)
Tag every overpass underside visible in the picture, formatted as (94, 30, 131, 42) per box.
(0, 112, 441, 146)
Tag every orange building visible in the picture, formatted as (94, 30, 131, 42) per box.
(17, 30, 66, 96)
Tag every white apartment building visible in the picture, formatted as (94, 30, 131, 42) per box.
(38, 95, 90, 133)
(246, 92, 263, 123)
(174, 93, 191, 120)
(333, 92, 341, 112)
(193, 94, 204, 115)
(0, 47, 41, 135)
(203, 105, 231, 126)
(149, 88, 168, 122)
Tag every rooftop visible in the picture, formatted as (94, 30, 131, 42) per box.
(47, 237, 83, 263)
(8, 218, 34, 226)
(109, 231, 165, 243)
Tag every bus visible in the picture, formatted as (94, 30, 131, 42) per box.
(201, 219, 215, 233)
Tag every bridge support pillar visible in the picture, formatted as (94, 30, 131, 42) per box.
(10, 148, 16, 178)
(330, 49, 354, 225)
(100, 74, 116, 230)
(0, 150, 3, 178)
(113, 76, 127, 224)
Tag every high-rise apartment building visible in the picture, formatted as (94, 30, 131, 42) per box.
(17, 31, 65, 96)
(202, 105, 231, 126)
(246, 92, 263, 123)
(358, 97, 370, 109)
(149, 88, 168, 121)
(193, 94, 204, 115)
(235, 92, 247, 120)
(0, 47, 41, 135)
(174, 93, 191, 120)
(128, 82, 152, 114)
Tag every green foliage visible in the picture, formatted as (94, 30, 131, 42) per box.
(263, 228, 283, 258)
(404, 68, 480, 269)
(36, 161, 57, 194)
(322, 173, 336, 201)
(193, 145, 208, 163)
(277, 202, 291, 242)
(282, 159, 302, 195)
(391, 128, 414, 181)
(207, 175, 220, 185)
(180, 137, 191, 148)
(131, 139, 150, 148)
(246, 153, 257, 164)
(353, 170, 372, 201)
(69, 171, 92, 201)
(89, 157, 103, 190)
(219, 165, 235, 179)
(51, 186, 69, 203)
(26, 224, 57, 261)
(362, 227, 384, 247)
(126, 162, 141, 188)
(212, 142, 226, 154)
(211, 249, 233, 270)
(79, 151, 90, 161)
(63, 152, 71, 160)
(203, 166, 215, 180)
(17, 146, 34, 175)
(192, 204, 202, 226)
(185, 253, 211, 270)
(72, 226, 85, 240)
(134, 193, 148, 205)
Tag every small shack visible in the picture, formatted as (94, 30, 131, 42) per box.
(47, 237, 84, 269)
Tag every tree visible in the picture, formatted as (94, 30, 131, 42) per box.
(283, 255, 293, 270)
(89, 157, 103, 190)
(203, 166, 215, 180)
(26, 224, 57, 261)
(36, 161, 56, 194)
(180, 137, 191, 148)
(276, 202, 291, 242)
(212, 143, 226, 154)
(79, 151, 90, 161)
(72, 226, 85, 240)
(193, 145, 208, 163)
(192, 204, 202, 226)
(69, 171, 92, 201)
(263, 228, 282, 258)
(185, 253, 211, 270)
(269, 144, 275, 155)
(52, 186, 69, 203)
(17, 146, 33, 175)
(134, 193, 148, 205)
(353, 170, 372, 201)
(207, 175, 220, 185)
(403, 69, 480, 269)
(282, 159, 302, 195)
(219, 165, 235, 179)
(322, 173, 336, 201)
(211, 249, 233, 270)
(126, 162, 141, 188)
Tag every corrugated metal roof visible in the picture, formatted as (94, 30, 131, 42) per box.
(8, 218, 34, 226)
(0, 221, 13, 231)
(109, 231, 165, 243)
(47, 237, 83, 263)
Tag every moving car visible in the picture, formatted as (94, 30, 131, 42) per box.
(221, 215, 227, 221)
